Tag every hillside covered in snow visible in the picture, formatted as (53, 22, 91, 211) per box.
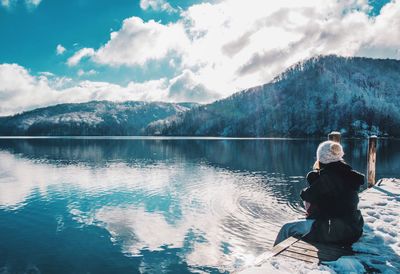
(0, 101, 197, 136)
(1, 56, 399, 137)
(147, 55, 400, 137)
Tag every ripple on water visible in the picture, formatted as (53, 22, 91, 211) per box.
(0, 150, 306, 273)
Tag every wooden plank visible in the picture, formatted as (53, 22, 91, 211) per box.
(294, 240, 352, 252)
(283, 244, 346, 263)
(293, 241, 353, 255)
(272, 237, 356, 265)
(280, 252, 319, 264)
(287, 245, 319, 258)
(272, 238, 355, 264)
(292, 245, 352, 259)
(271, 237, 300, 256)
(287, 245, 342, 261)
(280, 253, 318, 264)
(290, 245, 347, 257)
(290, 245, 347, 261)
(253, 237, 300, 267)
(280, 249, 320, 263)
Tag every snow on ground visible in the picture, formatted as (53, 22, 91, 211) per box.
(240, 178, 400, 274)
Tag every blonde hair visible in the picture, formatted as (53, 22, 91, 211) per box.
(313, 160, 320, 170)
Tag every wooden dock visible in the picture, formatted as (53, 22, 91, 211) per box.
(240, 178, 400, 274)
(266, 178, 392, 265)
(270, 236, 353, 264)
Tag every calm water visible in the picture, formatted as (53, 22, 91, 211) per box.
(0, 138, 398, 273)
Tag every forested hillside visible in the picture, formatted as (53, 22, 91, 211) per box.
(0, 101, 197, 136)
(147, 55, 400, 137)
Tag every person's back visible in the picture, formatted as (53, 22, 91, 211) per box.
(301, 161, 364, 245)
(274, 141, 365, 246)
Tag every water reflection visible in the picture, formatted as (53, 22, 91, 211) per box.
(0, 138, 398, 273)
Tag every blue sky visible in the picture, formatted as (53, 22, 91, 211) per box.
(0, 0, 398, 115)
(0, 0, 202, 83)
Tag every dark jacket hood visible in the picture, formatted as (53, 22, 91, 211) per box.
(321, 161, 365, 190)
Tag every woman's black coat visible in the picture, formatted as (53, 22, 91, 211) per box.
(301, 161, 365, 245)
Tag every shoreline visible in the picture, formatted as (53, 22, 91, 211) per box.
(0, 136, 399, 140)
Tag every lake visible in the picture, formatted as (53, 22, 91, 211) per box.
(0, 138, 398, 273)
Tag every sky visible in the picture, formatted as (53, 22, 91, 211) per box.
(0, 0, 399, 115)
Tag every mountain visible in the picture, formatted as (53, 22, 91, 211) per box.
(1, 56, 399, 137)
(146, 55, 400, 137)
(0, 101, 198, 136)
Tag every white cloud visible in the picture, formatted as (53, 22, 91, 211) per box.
(25, 0, 41, 7)
(0, 151, 297, 269)
(0, 63, 215, 116)
(357, 0, 400, 58)
(2, 0, 400, 111)
(0, 63, 62, 116)
(176, 0, 376, 95)
(67, 18, 189, 68)
(67, 48, 95, 66)
(77, 69, 97, 77)
(1, 0, 10, 7)
(39, 71, 55, 77)
(56, 44, 66, 55)
(92, 17, 189, 66)
(168, 69, 219, 102)
(140, 0, 176, 13)
(65, 0, 400, 101)
(2, 0, 42, 9)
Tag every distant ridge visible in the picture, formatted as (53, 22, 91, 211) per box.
(0, 101, 198, 136)
(146, 55, 400, 137)
(1, 55, 399, 137)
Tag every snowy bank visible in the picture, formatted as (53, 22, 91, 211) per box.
(240, 178, 400, 274)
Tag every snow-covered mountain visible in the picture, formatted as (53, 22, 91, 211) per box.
(146, 55, 400, 137)
(0, 101, 197, 136)
(1, 56, 399, 137)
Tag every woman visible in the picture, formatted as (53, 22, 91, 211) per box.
(274, 140, 364, 246)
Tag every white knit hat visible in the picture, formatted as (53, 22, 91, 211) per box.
(316, 141, 344, 164)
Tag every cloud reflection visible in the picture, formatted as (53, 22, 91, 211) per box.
(0, 148, 300, 271)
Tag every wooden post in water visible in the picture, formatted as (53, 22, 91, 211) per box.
(328, 131, 341, 143)
(367, 136, 377, 188)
